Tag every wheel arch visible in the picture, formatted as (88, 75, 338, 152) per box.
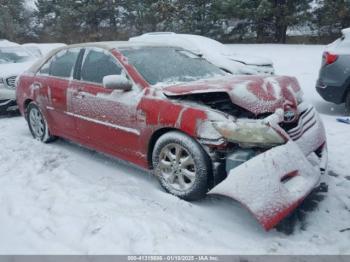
(147, 127, 214, 191)
(147, 127, 178, 169)
(23, 99, 34, 118)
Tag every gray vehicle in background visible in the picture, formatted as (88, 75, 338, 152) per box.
(316, 28, 350, 114)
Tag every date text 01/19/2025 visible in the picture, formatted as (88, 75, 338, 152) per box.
(127, 256, 219, 261)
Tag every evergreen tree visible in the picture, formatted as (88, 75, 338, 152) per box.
(120, 0, 178, 35)
(314, 0, 350, 38)
(35, 0, 125, 43)
(218, 0, 312, 43)
(175, 0, 219, 35)
(23, 0, 348, 44)
(0, 0, 27, 41)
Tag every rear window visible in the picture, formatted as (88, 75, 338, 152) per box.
(121, 47, 225, 85)
(49, 49, 80, 78)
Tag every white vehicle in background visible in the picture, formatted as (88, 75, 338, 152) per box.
(129, 32, 275, 75)
(0, 44, 38, 113)
(0, 39, 19, 48)
(22, 43, 66, 57)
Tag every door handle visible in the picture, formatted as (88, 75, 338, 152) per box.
(70, 86, 86, 99)
(32, 82, 42, 89)
(75, 92, 86, 99)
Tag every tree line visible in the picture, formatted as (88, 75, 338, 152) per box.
(1, 0, 350, 44)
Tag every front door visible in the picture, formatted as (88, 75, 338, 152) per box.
(68, 48, 142, 161)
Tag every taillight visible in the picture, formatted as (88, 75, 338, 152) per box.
(323, 52, 338, 65)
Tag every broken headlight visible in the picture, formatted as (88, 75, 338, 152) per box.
(213, 120, 285, 147)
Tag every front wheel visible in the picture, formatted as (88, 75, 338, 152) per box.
(152, 131, 211, 201)
(27, 102, 56, 143)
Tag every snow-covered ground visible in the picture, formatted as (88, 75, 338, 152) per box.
(0, 44, 349, 255)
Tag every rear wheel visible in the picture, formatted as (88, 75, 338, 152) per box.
(152, 131, 211, 201)
(27, 102, 56, 143)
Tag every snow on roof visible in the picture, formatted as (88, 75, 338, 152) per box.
(342, 28, 350, 38)
(62, 41, 181, 51)
(0, 40, 20, 47)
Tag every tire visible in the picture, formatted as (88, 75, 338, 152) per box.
(346, 91, 350, 116)
(27, 102, 56, 143)
(152, 131, 211, 201)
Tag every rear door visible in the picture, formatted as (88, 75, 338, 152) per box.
(68, 48, 141, 159)
(44, 48, 81, 137)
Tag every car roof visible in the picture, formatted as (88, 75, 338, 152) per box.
(27, 41, 184, 74)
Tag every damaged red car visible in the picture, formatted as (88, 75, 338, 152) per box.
(16, 42, 328, 230)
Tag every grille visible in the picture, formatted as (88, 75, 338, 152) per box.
(285, 107, 317, 141)
(6, 76, 17, 89)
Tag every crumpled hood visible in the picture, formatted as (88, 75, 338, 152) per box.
(163, 75, 301, 115)
(0, 60, 36, 78)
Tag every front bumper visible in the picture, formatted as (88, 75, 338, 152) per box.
(208, 104, 327, 230)
(0, 84, 18, 112)
(0, 99, 18, 112)
(0, 87, 16, 100)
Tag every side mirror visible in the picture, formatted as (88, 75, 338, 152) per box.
(103, 75, 132, 91)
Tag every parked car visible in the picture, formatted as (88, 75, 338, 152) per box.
(22, 43, 67, 57)
(16, 42, 327, 230)
(0, 44, 38, 113)
(129, 32, 275, 75)
(316, 28, 350, 114)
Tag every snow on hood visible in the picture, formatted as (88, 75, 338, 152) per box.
(162, 75, 301, 115)
(179, 34, 273, 66)
(225, 53, 273, 66)
(0, 60, 36, 78)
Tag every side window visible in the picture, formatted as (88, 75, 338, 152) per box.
(81, 49, 122, 84)
(49, 49, 80, 78)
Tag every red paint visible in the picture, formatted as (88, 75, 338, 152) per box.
(261, 198, 306, 231)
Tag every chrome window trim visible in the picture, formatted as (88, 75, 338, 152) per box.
(65, 111, 140, 136)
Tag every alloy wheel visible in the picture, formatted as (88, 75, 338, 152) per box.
(29, 107, 45, 139)
(158, 143, 196, 192)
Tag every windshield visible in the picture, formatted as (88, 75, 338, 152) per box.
(121, 47, 225, 85)
(0, 47, 34, 64)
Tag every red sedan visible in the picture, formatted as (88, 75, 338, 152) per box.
(16, 42, 328, 230)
